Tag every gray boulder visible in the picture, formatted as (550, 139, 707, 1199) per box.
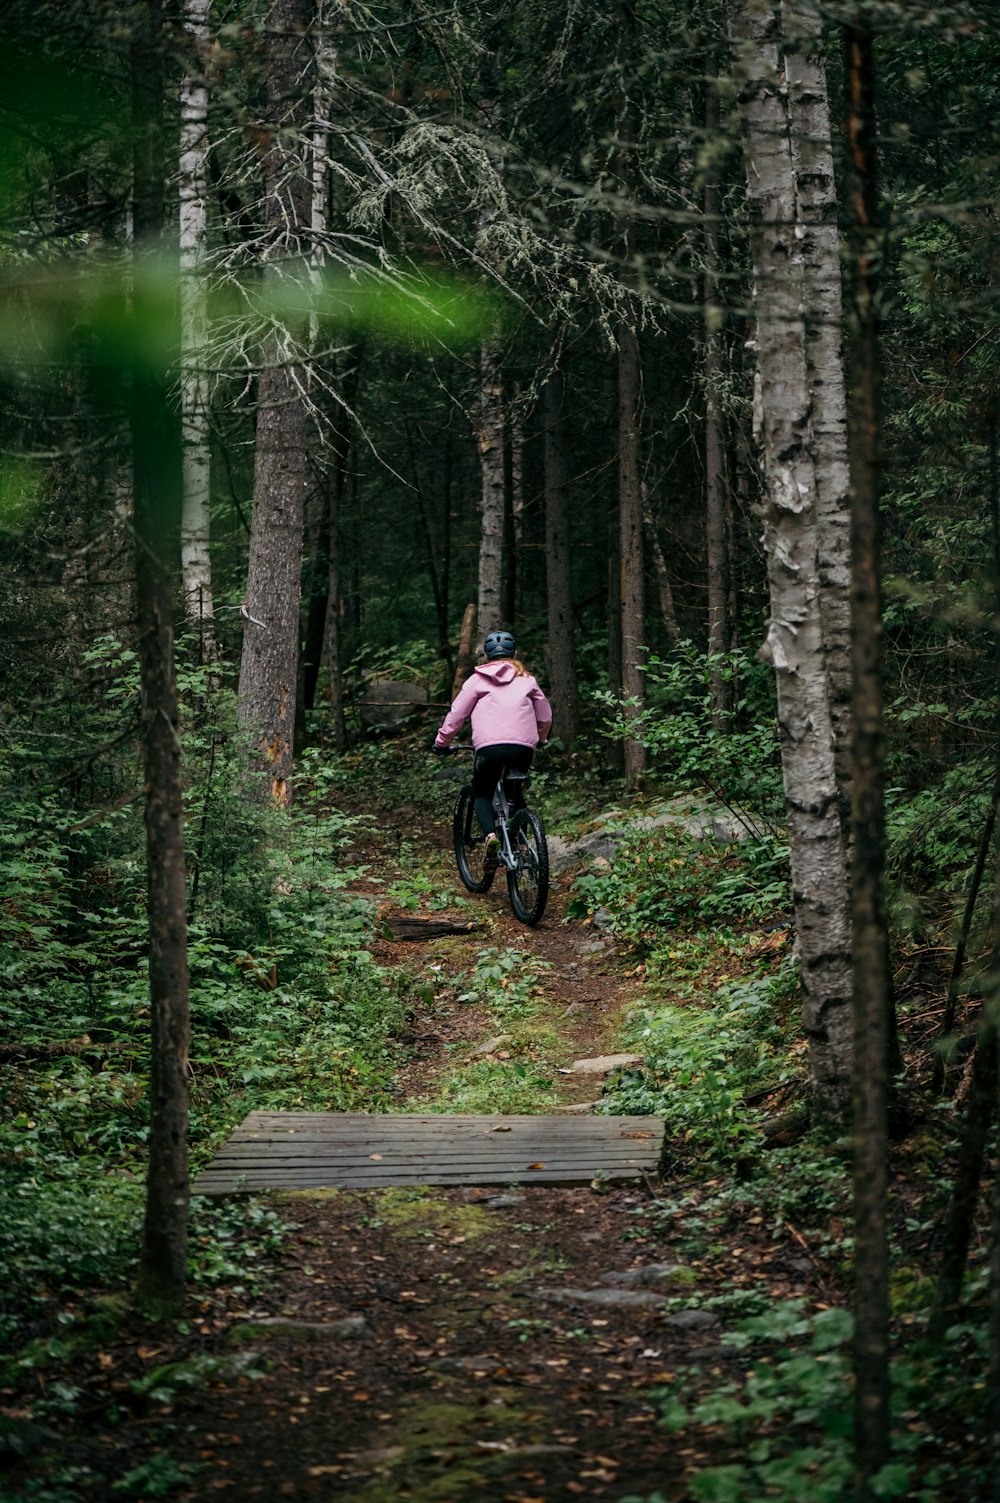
(360, 679, 428, 732)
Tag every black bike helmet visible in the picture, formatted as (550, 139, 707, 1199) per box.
(483, 630, 516, 661)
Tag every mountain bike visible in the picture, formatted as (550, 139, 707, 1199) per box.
(450, 752, 550, 926)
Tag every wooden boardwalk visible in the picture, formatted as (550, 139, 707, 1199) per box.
(193, 1112, 664, 1194)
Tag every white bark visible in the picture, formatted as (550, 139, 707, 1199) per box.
(731, 0, 852, 1123)
(178, 0, 215, 650)
(783, 0, 852, 833)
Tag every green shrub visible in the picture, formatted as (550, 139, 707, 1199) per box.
(569, 826, 790, 947)
(601, 963, 797, 1164)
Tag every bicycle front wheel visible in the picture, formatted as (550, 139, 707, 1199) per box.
(453, 785, 496, 893)
(507, 808, 549, 925)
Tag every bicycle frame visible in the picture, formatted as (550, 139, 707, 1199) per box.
(491, 772, 529, 870)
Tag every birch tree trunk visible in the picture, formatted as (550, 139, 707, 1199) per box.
(130, 0, 191, 1318)
(785, 0, 853, 835)
(178, 0, 215, 655)
(544, 360, 577, 747)
(237, 0, 314, 805)
(731, 0, 852, 1125)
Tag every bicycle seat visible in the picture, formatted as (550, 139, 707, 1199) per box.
(504, 770, 529, 783)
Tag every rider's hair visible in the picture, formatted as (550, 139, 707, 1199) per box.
(508, 657, 530, 677)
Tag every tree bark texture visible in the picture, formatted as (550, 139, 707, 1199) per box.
(616, 0, 646, 787)
(928, 1026, 997, 1346)
(130, 0, 191, 1318)
(237, 0, 314, 805)
(785, 0, 853, 838)
(178, 0, 215, 653)
(843, 20, 891, 1493)
(452, 601, 477, 699)
(476, 337, 505, 634)
(990, 1041, 1000, 1499)
(543, 362, 577, 747)
(731, 0, 852, 1125)
(704, 80, 731, 723)
(643, 492, 679, 649)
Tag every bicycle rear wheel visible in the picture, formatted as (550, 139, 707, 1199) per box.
(507, 808, 549, 925)
(453, 785, 497, 893)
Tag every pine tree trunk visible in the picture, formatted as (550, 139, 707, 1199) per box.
(178, 0, 215, 656)
(928, 1026, 997, 1345)
(731, 0, 852, 1125)
(704, 80, 731, 724)
(452, 602, 477, 699)
(237, 0, 314, 805)
(843, 20, 891, 1493)
(476, 337, 505, 633)
(543, 362, 577, 747)
(130, 0, 191, 1319)
(785, 0, 853, 837)
(643, 494, 679, 649)
(618, 316, 647, 786)
(616, 0, 646, 786)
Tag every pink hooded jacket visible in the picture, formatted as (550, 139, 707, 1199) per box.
(435, 661, 553, 751)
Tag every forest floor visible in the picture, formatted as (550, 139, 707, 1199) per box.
(3, 766, 963, 1501)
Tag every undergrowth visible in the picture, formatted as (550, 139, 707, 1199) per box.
(0, 668, 414, 1346)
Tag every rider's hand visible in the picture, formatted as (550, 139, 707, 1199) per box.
(430, 740, 448, 756)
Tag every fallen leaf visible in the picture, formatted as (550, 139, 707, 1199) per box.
(490, 1124, 512, 1133)
(369, 1153, 384, 1162)
(526, 1162, 544, 1170)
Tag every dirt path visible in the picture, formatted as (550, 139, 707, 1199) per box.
(370, 806, 645, 1114)
(8, 798, 817, 1502)
(89, 808, 758, 1501)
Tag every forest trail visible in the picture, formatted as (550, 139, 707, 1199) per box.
(2, 778, 837, 1503)
(361, 782, 648, 1114)
(71, 787, 803, 1503)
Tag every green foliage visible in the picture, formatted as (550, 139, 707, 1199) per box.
(597, 642, 784, 819)
(601, 963, 797, 1164)
(568, 826, 790, 949)
(112, 1452, 201, 1497)
(0, 706, 412, 1343)
(648, 1294, 996, 1502)
(419, 1059, 555, 1115)
(456, 946, 551, 1017)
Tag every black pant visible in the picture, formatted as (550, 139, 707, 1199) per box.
(473, 744, 534, 836)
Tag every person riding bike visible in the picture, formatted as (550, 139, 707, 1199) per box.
(434, 631, 552, 864)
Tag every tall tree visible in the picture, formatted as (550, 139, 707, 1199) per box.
(178, 0, 215, 654)
(843, 17, 891, 1495)
(703, 75, 731, 724)
(476, 337, 506, 633)
(237, 0, 315, 804)
(130, 0, 191, 1317)
(617, 0, 647, 787)
(730, 0, 852, 1125)
(785, 0, 853, 835)
(543, 355, 577, 746)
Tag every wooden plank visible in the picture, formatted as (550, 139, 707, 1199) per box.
(193, 1110, 664, 1195)
(193, 1166, 652, 1192)
(219, 1130, 659, 1149)
(238, 1113, 657, 1127)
